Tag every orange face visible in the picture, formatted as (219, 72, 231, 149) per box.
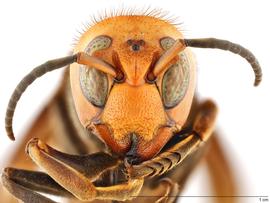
(70, 15, 196, 163)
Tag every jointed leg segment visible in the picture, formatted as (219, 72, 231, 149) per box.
(2, 99, 217, 202)
(155, 178, 179, 203)
(127, 99, 218, 180)
(2, 139, 143, 202)
(26, 138, 143, 201)
(1, 168, 64, 203)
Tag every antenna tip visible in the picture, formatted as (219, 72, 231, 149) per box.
(254, 77, 262, 87)
(6, 130, 15, 141)
(8, 134, 15, 141)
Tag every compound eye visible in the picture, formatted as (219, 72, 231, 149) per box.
(160, 37, 190, 109)
(79, 35, 112, 107)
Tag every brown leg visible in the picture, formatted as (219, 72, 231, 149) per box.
(193, 100, 218, 141)
(127, 99, 218, 180)
(128, 177, 179, 203)
(1, 70, 105, 203)
(155, 178, 179, 203)
(26, 138, 144, 201)
(169, 138, 210, 196)
(205, 133, 238, 203)
(1, 168, 63, 203)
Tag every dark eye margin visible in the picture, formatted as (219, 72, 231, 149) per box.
(79, 35, 112, 108)
(161, 52, 190, 109)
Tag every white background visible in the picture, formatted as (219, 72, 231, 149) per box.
(0, 0, 269, 203)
